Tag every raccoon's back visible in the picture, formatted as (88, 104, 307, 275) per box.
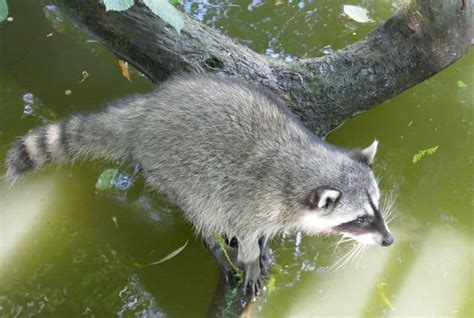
(132, 75, 309, 234)
(134, 75, 306, 171)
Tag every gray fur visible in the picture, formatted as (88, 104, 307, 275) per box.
(5, 74, 393, 268)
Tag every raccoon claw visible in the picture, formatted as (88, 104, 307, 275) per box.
(242, 260, 262, 299)
(243, 275, 261, 300)
(243, 278, 261, 300)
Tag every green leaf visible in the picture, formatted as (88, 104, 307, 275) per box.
(143, 0, 184, 33)
(103, 0, 134, 11)
(0, 0, 8, 23)
(95, 169, 120, 191)
(412, 146, 438, 164)
(168, 0, 180, 7)
(135, 241, 188, 268)
(456, 80, 468, 88)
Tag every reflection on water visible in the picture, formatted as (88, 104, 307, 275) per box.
(0, 177, 57, 268)
(0, 171, 215, 317)
(252, 225, 473, 317)
(0, 0, 472, 317)
(388, 227, 471, 317)
(286, 240, 393, 317)
(182, 0, 400, 59)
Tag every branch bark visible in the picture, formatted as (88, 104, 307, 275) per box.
(53, 0, 471, 136)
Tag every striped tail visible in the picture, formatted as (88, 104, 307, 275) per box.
(5, 110, 135, 181)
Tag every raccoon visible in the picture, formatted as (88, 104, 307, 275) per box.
(5, 74, 394, 297)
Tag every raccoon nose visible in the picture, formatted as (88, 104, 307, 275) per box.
(382, 234, 394, 246)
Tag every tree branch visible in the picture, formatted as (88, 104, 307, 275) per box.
(53, 0, 471, 135)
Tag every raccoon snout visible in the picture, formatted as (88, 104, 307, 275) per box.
(381, 233, 394, 246)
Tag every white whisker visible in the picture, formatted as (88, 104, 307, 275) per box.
(324, 235, 355, 249)
(330, 237, 353, 247)
(330, 243, 358, 270)
(386, 214, 398, 224)
(376, 172, 384, 185)
(352, 244, 363, 269)
(356, 245, 369, 268)
(346, 244, 364, 269)
(331, 243, 362, 270)
(381, 191, 397, 224)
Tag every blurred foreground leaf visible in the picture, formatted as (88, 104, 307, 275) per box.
(456, 80, 468, 88)
(343, 5, 373, 23)
(143, 0, 184, 33)
(103, 0, 134, 11)
(0, 0, 8, 22)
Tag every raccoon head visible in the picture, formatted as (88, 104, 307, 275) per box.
(299, 140, 394, 247)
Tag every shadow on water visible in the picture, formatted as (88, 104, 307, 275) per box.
(0, 0, 473, 317)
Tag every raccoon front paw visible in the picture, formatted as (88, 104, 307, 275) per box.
(204, 238, 240, 283)
(242, 259, 262, 300)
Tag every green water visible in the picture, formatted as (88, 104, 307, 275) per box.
(0, 1, 472, 317)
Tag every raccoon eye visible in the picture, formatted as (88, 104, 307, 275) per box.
(356, 216, 369, 225)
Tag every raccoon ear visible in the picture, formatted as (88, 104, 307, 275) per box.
(307, 186, 341, 210)
(357, 140, 378, 166)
